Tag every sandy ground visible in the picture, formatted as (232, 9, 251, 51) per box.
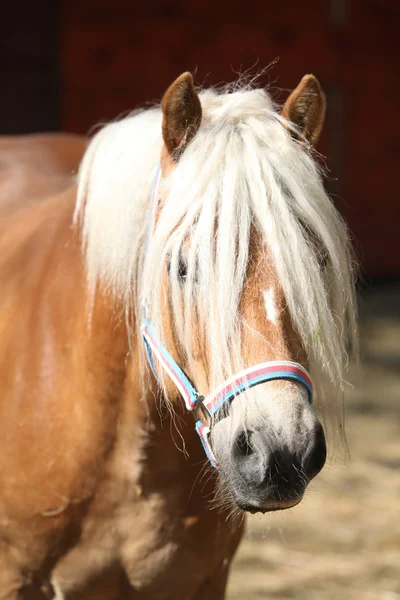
(227, 284, 400, 600)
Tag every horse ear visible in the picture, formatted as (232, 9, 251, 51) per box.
(161, 72, 202, 158)
(281, 75, 326, 145)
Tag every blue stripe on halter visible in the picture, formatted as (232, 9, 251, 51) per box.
(195, 421, 218, 469)
(141, 319, 199, 409)
(141, 333, 158, 379)
(208, 371, 312, 416)
(145, 163, 161, 253)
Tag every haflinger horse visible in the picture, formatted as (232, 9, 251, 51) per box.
(0, 72, 357, 599)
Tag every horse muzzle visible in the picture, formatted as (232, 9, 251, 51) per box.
(213, 402, 327, 513)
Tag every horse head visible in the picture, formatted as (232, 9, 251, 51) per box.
(78, 72, 357, 514)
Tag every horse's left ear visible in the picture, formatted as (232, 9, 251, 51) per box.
(161, 72, 202, 158)
(281, 75, 326, 145)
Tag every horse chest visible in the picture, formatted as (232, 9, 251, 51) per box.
(120, 494, 242, 594)
(53, 424, 243, 598)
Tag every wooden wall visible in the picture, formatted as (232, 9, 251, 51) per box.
(0, 1, 59, 133)
(1, 0, 399, 276)
(61, 0, 400, 276)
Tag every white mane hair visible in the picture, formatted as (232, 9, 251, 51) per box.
(75, 82, 358, 450)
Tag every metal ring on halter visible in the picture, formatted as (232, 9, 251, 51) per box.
(192, 394, 211, 421)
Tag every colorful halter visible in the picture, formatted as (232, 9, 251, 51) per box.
(141, 164, 313, 470)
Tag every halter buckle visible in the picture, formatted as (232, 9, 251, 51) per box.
(193, 394, 212, 425)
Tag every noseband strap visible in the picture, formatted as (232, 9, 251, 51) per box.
(141, 320, 312, 470)
(141, 164, 313, 470)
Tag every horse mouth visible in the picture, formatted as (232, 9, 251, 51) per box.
(234, 494, 304, 514)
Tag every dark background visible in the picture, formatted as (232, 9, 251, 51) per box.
(1, 0, 399, 276)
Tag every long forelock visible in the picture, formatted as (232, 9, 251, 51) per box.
(76, 83, 357, 452)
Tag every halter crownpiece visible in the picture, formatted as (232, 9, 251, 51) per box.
(141, 165, 313, 470)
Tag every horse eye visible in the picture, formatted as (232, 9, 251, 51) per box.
(177, 257, 188, 282)
(166, 256, 188, 283)
(298, 220, 329, 272)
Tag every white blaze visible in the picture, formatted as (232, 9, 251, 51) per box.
(263, 288, 277, 325)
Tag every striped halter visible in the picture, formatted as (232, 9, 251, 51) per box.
(141, 164, 313, 469)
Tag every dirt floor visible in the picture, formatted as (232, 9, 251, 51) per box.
(227, 284, 400, 600)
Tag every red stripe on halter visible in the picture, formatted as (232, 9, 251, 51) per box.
(205, 363, 312, 412)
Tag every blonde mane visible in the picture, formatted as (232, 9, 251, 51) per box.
(75, 83, 357, 449)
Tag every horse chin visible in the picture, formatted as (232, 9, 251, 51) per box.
(233, 494, 304, 514)
(214, 476, 305, 516)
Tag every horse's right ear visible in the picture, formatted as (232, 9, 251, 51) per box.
(161, 72, 202, 159)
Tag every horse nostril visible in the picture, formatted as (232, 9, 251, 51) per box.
(234, 430, 255, 458)
(302, 422, 327, 481)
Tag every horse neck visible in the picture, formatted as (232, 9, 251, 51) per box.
(2, 185, 134, 432)
(87, 301, 211, 497)
(43, 190, 212, 488)
(57, 222, 204, 491)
